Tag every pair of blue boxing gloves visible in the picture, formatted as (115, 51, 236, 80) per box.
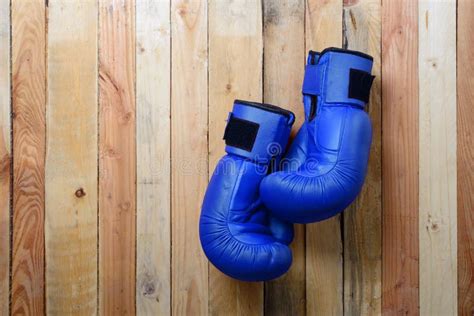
(199, 48, 375, 281)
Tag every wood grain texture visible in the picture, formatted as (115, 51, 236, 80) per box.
(11, 0, 46, 314)
(136, 0, 171, 314)
(45, 1, 98, 314)
(2, 3, 473, 315)
(418, 1, 457, 315)
(342, 0, 382, 315)
(381, 0, 419, 314)
(208, 0, 263, 314)
(171, 0, 208, 315)
(305, 0, 343, 315)
(457, 0, 474, 314)
(98, 0, 136, 314)
(0, 1, 10, 314)
(0, 0, 11, 315)
(262, 1, 306, 315)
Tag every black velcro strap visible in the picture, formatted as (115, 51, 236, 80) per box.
(348, 68, 375, 103)
(223, 115, 259, 152)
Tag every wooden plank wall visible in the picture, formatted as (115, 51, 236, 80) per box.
(136, 0, 171, 315)
(0, 0, 10, 314)
(0, 0, 472, 315)
(343, 0, 382, 315)
(11, 0, 46, 314)
(208, 1, 263, 315)
(457, 1, 474, 315)
(46, 1, 98, 314)
(171, 1, 208, 315)
(381, 0, 419, 314)
(418, 1, 457, 314)
(98, 0, 136, 314)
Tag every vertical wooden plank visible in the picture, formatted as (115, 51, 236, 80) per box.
(306, 0, 342, 49)
(0, 1, 10, 314)
(45, 0, 98, 314)
(98, 0, 136, 314)
(458, 0, 474, 314)
(418, 1, 457, 315)
(171, 0, 208, 315)
(381, 0, 419, 314)
(11, 0, 46, 314)
(342, 0, 381, 315)
(305, 0, 343, 315)
(136, 0, 171, 314)
(208, 0, 262, 315)
(263, 1, 306, 315)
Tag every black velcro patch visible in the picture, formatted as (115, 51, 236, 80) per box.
(223, 116, 259, 152)
(348, 68, 375, 103)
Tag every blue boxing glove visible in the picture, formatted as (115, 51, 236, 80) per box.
(199, 100, 295, 281)
(260, 48, 375, 223)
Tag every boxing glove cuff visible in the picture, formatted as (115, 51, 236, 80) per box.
(302, 47, 375, 108)
(224, 100, 294, 164)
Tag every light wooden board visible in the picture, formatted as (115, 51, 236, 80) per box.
(342, 0, 382, 315)
(0, 1, 10, 314)
(418, 1, 457, 315)
(305, 0, 343, 315)
(136, 0, 171, 315)
(11, 0, 46, 314)
(98, 0, 136, 314)
(171, 0, 208, 315)
(45, 1, 98, 314)
(381, 0, 419, 314)
(262, 1, 306, 315)
(457, 0, 474, 314)
(208, 0, 263, 314)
